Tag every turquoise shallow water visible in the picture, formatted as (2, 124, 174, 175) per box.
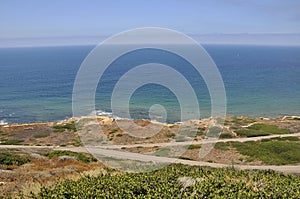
(0, 44, 299, 124)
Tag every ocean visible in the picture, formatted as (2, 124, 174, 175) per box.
(0, 44, 299, 124)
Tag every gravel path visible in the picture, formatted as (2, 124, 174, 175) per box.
(1, 132, 299, 173)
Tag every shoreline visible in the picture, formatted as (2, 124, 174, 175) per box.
(0, 114, 300, 177)
(1, 115, 300, 127)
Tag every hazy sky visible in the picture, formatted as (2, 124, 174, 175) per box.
(1, 0, 300, 46)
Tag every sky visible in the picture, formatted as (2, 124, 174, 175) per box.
(1, 0, 300, 46)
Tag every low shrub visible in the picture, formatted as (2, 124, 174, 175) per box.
(34, 133, 49, 138)
(214, 142, 230, 151)
(33, 164, 300, 198)
(236, 123, 290, 137)
(166, 133, 176, 138)
(45, 150, 97, 163)
(232, 140, 300, 165)
(219, 133, 233, 139)
(187, 145, 201, 150)
(0, 153, 30, 166)
(53, 121, 77, 132)
(0, 139, 24, 145)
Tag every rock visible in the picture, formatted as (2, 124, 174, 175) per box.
(178, 177, 195, 188)
(30, 153, 45, 159)
(58, 155, 77, 161)
(178, 177, 203, 189)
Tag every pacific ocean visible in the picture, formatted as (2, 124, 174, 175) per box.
(0, 44, 299, 124)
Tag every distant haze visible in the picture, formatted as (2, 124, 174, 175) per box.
(0, 33, 300, 47)
(1, 1, 300, 47)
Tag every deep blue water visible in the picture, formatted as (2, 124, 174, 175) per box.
(0, 44, 299, 124)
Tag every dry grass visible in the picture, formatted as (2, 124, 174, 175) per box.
(0, 156, 105, 198)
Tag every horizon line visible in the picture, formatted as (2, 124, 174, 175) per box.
(0, 33, 299, 48)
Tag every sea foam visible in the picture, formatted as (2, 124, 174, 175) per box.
(0, 119, 8, 125)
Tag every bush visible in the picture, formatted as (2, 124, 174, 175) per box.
(214, 142, 230, 151)
(166, 133, 176, 138)
(53, 121, 77, 132)
(34, 133, 49, 138)
(109, 129, 118, 134)
(268, 136, 299, 142)
(232, 140, 300, 165)
(72, 137, 82, 147)
(236, 123, 290, 137)
(187, 145, 201, 150)
(45, 150, 97, 163)
(33, 164, 300, 198)
(0, 139, 24, 145)
(219, 133, 233, 139)
(178, 156, 193, 160)
(0, 153, 30, 166)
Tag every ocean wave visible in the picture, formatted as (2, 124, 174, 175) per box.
(89, 110, 123, 120)
(91, 110, 169, 122)
(0, 119, 8, 125)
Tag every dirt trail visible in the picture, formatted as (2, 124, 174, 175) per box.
(68, 147, 300, 174)
(88, 132, 300, 149)
(1, 132, 299, 173)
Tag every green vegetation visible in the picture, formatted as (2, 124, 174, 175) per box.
(109, 129, 118, 134)
(214, 142, 230, 151)
(33, 164, 300, 198)
(196, 127, 205, 136)
(262, 136, 299, 142)
(53, 121, 77, 132)
(239, 157, 255, 163)
(178, 156, 193, 160)
(166, 132, 176, 138)
(231, 117, 256, 125)
(187, 144, 201, 150)
(33, 133, 49, 138)
(0, 152, 30, 166)
(219, 133, 233, 139)
(0, 139, 24, 145)
(271, 136, 299, 141)
(0, 130, 17, 137)
(71, 137, 82, 147)
(236, 123, 290, 137)
(196, 130, 205, 136)
(232, 140, 300, 165)
(45, 150, 97, 163)
(0, 130, 7, 135)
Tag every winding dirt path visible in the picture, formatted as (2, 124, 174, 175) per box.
(1, 132, 300, 173)
(90, 132, 300, 149)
